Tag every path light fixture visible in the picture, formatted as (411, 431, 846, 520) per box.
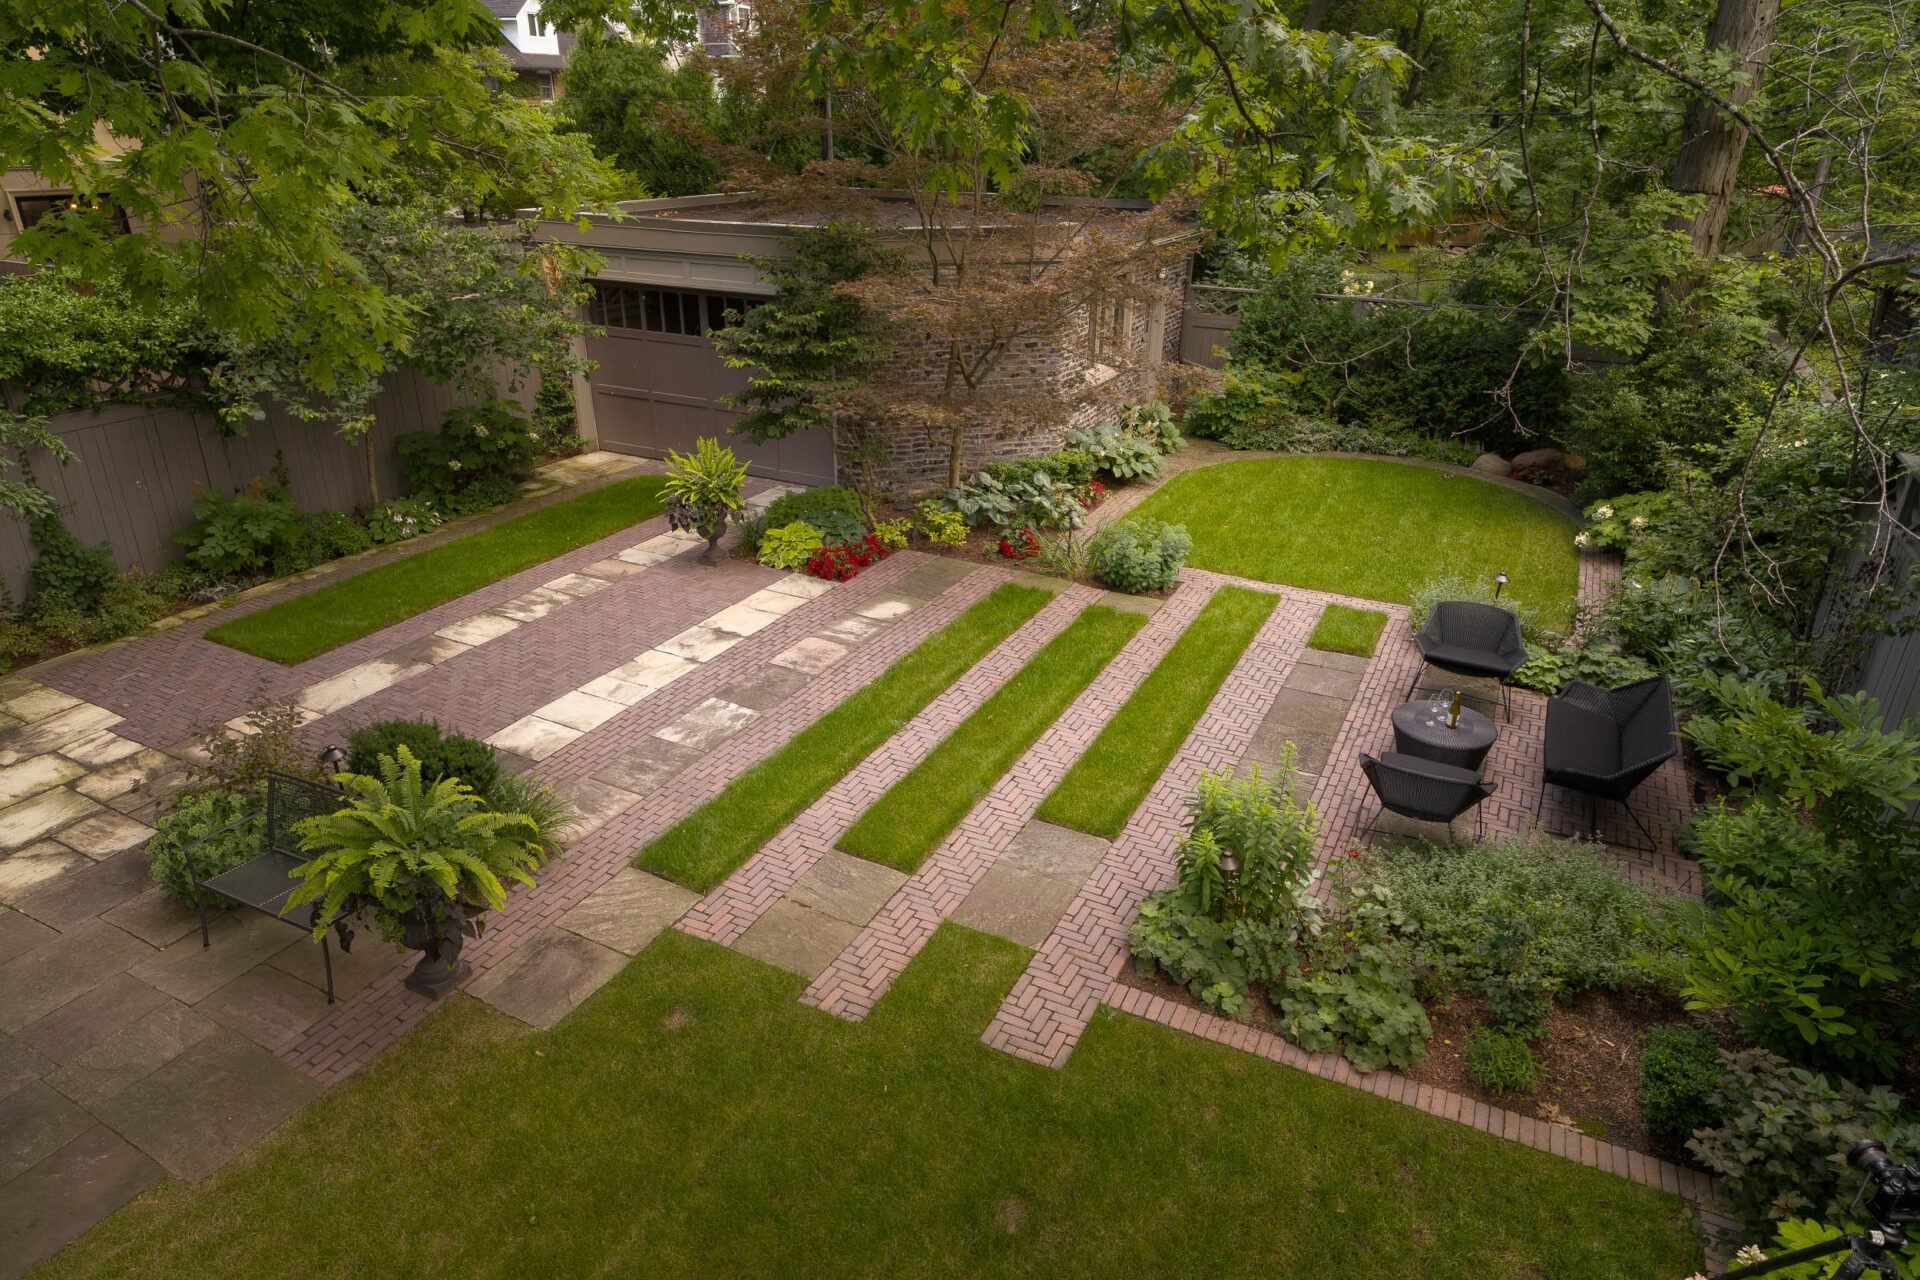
(318, 745, 347, 776)
(1494, 572, 1510, 600)
(1218, 847, 1241, 877)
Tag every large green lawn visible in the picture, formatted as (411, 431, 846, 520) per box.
(206, 476, 670, 665)
(37, 927, 1700, 1278)
(1127, 457, 1578, 620)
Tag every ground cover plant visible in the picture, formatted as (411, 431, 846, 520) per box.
(639, 585, 1053, 891)
(206, 476, 670, 665)
(838, 605, 1146, 872)
(1127, 458, 1577, 621)
(1307, 604, 1388, 658)
(1035, 586, 1278, 838)
(36, 925, 1703, 1278)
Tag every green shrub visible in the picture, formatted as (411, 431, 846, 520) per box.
(764, 485, 866, 531)
(147, 786, 265, 909)
(1407, 570, 1563, 649)
(758, 521, 823, 571)
(175, 470, 305, 578)
(364, 497, 444, 545)
(1067, 422, 1162, 480)
(1510, 641, 1656, 696)
(984, 448, 1099, 490)
(1690, 1048, 1920, 1227)
(1372, 832, 1678, 1009)
(807, 511, 869, 544)
(1090, 519, 1192, 593)
(345, 718, 501, 797)
(734, 509, 770, 557)
(914, 501, 967, 547)
(298, 510, 374, 562)
(397, 400, 542, 501)
(1276, 868, 1432, 1071)
(27, 513, 119, 612)
(1184, 370, 1479, 466)
(1637, 1026, 1726, 1141)
(1464, 1026, 1542, 1095)
(485, 769, 581, 857)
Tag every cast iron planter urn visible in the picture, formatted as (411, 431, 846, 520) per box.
(665, 494, 731, 564)
(397, 894, 481, 999)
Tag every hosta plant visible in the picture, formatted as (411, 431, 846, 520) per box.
(758, 521, 824, 571)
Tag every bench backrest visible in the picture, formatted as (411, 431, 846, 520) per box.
(265, 771, 348, 859)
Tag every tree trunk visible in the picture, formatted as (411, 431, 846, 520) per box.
(947, 423, 965, 491)
(364, 431, 380, 507)
(1668, 0, 1782, 269)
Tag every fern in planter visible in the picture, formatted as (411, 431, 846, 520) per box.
(287, 747, 547, 995)
(662, 437, 748, 558)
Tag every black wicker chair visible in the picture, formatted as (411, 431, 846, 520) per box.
(1408, 601, 1530, 721)
(181, 771, 352, 1002)
(1535, 676, 1677, 852)
(1359, 752, 1498, 839)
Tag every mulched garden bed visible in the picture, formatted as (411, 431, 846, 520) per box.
(1112, 957, 1711, 1168)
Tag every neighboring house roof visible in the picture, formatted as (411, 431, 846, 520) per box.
(502, 31, 574, 71)
(481, 0, 525, 18)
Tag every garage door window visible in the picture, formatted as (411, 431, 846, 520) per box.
(589, 284, 758, 337)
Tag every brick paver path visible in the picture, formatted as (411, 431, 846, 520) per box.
(981, 586, 1321, 1066)
(802, 577, 1219, 1020)
(677, 582, 1102, 948)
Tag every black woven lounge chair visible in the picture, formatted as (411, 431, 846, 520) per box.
(1535, 676, 1677, 852)
(1408, 601, 1530, 721)
(181, 771, 353, 1002)
(1359, 751, 1498, 839)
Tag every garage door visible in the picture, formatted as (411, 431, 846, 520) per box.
(585, 282, 837, 486)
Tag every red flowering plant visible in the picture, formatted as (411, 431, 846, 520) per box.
(1079, 480, 1108, 510)
(803, 533, 893, 582)
(997, 527, 1041, 560)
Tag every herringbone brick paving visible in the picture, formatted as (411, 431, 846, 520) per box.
(981, 582, 1318, 1067)
(801, 575, 1222, 1021)
(676, 581, 1099, 949)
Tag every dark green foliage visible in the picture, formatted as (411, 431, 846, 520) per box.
(556, 32, 722, 197)
(0, 270, 218, 415)
(293, 510, 374, 564)
(345, 718, 501, 799)
(983, 449, 1099, 489)
(1510, 641, 1656, 696)
(1464, 1026, 1542, 1095)
(174, 467, 304, 578)
(1637, 1027, 1726, 1141)
(397, 401, 541, 502)
(1183, 370, 1478, 465)
(763, 485, 867, 531)
(27, 512, 119, 612)
(147, 786, 264, 909)
(1689, 1048, 1920, 1228)
(708, 225, 891, 447)
(1090, 519, 1192, 593)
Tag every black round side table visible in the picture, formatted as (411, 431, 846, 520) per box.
(1391, 698, 1498, 771)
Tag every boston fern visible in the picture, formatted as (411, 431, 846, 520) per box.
(286, 746, 547, 947)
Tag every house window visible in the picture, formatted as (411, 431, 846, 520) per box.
(589, 283, 758, 336)
(13, 192, 129, 234)
(528, 9, 548, 36)
(538, 71, 554, 100)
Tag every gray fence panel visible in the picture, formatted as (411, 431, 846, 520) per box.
(1, 373, 529, 599)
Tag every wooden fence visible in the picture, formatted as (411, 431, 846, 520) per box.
(2, 372, 526, 600)
(1846, 454, 1920, 812)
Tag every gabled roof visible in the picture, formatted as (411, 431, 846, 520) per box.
(501, 30, 575, 70)
(481, 0, 526, 18)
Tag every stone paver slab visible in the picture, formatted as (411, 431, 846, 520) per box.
(590, 738, 703, 798)
(769, 637, 848, 675)
(71, 749, 179, 803)
(12, 848, 153, 931)
(297, 658, 429, 717)
(381, 633, 472, 667)
(577, 674, 653, 707)
(15, 973, 172, 1066)
(485, 715, 581, 763)
(464, 926, 627, 1030)
(579, 556, 653, 579)
(703, 603, 785, 636)
(1296, 647, 1372, 674)
(434, 613, 521, 647)
(1243, 687, 1352, 782)
(556, 777, 641, 842)
(57, 730, 146, 769)
(0, 918, 155, 1034)
(765, 574, 835, 600)
(733, 901, 860, 980)
(1283, 662, 1365, 701)
(194, 967, 333, 1052)
(856, 598, 914, 621)
(53, 812, 155, 861)
(952, 862, 1081, 949)
(787, 852, 909, 927)
(558, 868, 697, 956)
(657, 625, 744, 664)
(495, 586, 574, 623)
(0, 756, 86, 810)
(0, 704, 121, 762)
(0, 1125, 162, 1280)
(89, 1028, 321, 1182)
(0, 843, 86, 906)
(534, 690, 628, 734)
(0, 1033, 52, 1102)
(268, 934, 406, 1003)
(0, 789, 103, 853)
(613, 546, 669, 567)
(713, 664, 812, 712)
(1000, 821, 1112, 882)
(0, 909, 57, 967)
(43, 1002, 217, 1108)
(653, 698, 757, 752)
(542, 572, 612, 599)
(819, 615, 883, 645)
(0, 1082, 93, 1184)
(1, 688, 80, 724)
(129, 912, 307, 1005)
(99, 888, 201, 949)
(736, 588, 809, 617)
(608, 649, 700, 690)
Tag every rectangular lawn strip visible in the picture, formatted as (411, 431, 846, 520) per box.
(1307, 603, 1389, 658)
(638, 583, 1054, 892)
(836, 604, 1147, 873)
(1034, 585, 1279, 839)
(205, 475, 672, 665)
(34, 923, 1701, 1278)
